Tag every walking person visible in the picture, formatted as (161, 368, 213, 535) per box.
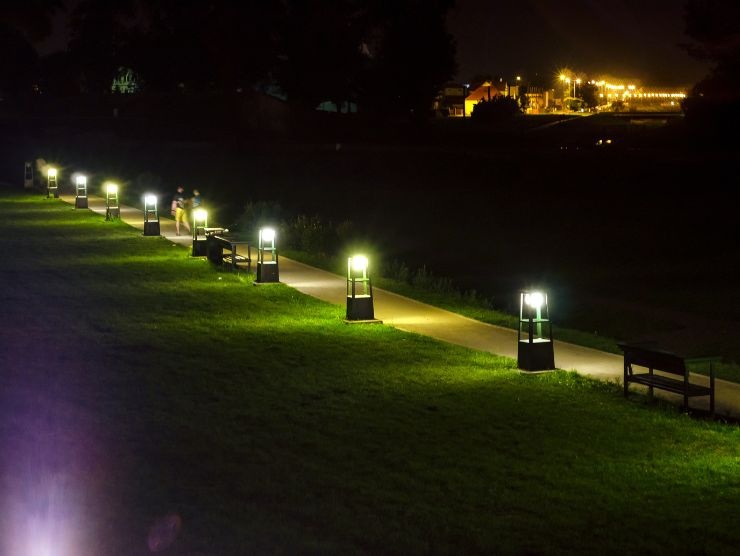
(171, 186, 191, 236)
(191, 189, 202, 209)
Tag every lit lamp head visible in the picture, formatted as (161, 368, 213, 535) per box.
(47, 167, 57, 179)
(193, 208, 208, 224)
(260, 227, 276, 244)
(76, 175, 87, 187)
(524, 291, 545, 310)
(349, 255, 369, 277)
(145, 194, 157, 207)
(105, 182, 118, 195)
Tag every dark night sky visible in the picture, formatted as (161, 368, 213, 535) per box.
(36, 0, 710, 88)
(448, 0, 710, 87)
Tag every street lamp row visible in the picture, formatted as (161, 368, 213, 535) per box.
(39, 163, 555, 371)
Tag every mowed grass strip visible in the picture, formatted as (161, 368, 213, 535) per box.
(1, 191, 739, 555)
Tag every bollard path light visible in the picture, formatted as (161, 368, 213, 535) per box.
(191, 208, 208, 256)
(24, 162, 33, 189)
(46, 167, 58, 198)
(517, 290, 555, 371)
(105, 182, 120, 220)
(255, 227, 279, 283)
(345, 255, 380, 322)
(143, 194, 160, 236)
(75, 175, 88, 208)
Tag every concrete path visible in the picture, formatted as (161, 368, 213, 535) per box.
(61, 194, 739, 418)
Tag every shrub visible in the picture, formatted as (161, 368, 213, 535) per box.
(471, 96, 521, 122)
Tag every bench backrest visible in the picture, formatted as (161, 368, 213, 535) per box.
(621, 345, 686, 376)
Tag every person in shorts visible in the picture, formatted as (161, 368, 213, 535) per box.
(171, 186, 191, 236)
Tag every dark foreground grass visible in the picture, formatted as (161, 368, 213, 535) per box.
(1, 191, 739, 555)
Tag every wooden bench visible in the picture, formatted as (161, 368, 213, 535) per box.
(206, 234, 251, 273)
(618, 341, 716, 415)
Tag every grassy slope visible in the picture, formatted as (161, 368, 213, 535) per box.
(1, 192, 739, 555)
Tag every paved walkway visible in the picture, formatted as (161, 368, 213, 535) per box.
(62, 194, 739, 418)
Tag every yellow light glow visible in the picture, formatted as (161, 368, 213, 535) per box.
(261, 227, 276, 243)
(145, 194, 157, 206)
(559, 74, 566, 81)
(516, 76, 521, 81)
(351, 255, 368, 273)
(47, 168, 57, 178)
(524, 292, 545, 310)
(76, 175, 86, 186)
(576, 78, 582, 84)
(194, 208, 207, 222)
(106, 182, 118, 194)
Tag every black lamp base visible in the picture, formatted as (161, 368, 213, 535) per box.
(144, 221, 160, 236)
(192, 238, 208, 256)
(256, 262, 279, 283)
(75, 197, 88, 209)
(346, 295, 376, 321)
(518, 340, 555, 371)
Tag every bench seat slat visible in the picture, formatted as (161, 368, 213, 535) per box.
(628, 373, 711, 397)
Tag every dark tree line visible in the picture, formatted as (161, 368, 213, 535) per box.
(3, 0, 456, 118)
(0, 0, 62, 96)
(682, 0, 740, 137)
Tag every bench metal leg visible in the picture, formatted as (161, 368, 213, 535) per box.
(710, 362, 715, 417)
(683, 371, 690, 412)
(624, 361, 629, 398)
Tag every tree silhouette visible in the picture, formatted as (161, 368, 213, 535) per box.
(471, 96, 521, 122)
(276, 0, 456, 118)
(682, 0, 740, 137)
(277, 0, 368, 111)
(67, 0, 136, 94)
(580, 82, 598, 109)
(360, 0, 456, 117)
(0, 0, 62, 97)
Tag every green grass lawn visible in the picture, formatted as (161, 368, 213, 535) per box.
(1, 191, 739, 555)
